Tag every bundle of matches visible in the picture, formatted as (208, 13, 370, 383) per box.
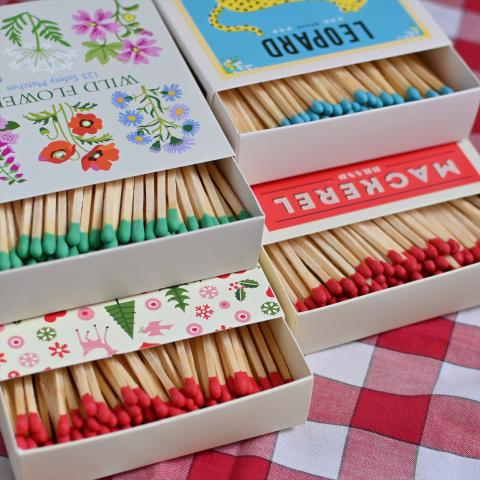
(2, 323, 292, 449)
(0, 162, 251, 271)
(266, 196, 480, 312)
(220, 53, 454, 132)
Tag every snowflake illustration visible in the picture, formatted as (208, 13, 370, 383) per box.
(0, 353, 6, 364)
(195, 304, 214, 320)
(48, 342, 70, 358)
(36, 326, 57, 342)
(19, 352, 39, 368)
(260, 301, 281, 316)
(199, 285, 219, 299)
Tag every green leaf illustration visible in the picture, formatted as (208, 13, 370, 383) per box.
(71, 101, 98, 112)
(165, 286, 190, 312)
(105, 300, 136, 338)
(124, 4, 140, 11)
(239, 279, 259, 289)
(76, 133, 114, 145)
(1, 13, 27, 46)
(33, 19, 70, 47)
(0, 121, 20, 131)
(235, 288, 246, 302)
(83, 41, 123, 65)
(23, 110, 57, 125)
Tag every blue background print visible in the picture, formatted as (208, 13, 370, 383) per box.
(178, 0, 425, 75)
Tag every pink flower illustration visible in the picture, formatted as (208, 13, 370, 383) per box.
(199, 285, 219, 300)
(7, 336, 24, 349)
(117, 37, 162, 65)
(0, 116, 7, 129)
(77, 307, 95, 321)
(0, 131, 19, 145)
(19, 352, 39, 368)
(72, 9, 121, 41)
(186, 323, 203, 336)
(49, 342, 70, 359)
(195, 305, 214, 320)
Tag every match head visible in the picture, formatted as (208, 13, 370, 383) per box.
(422, 259, 436, 274)
(359, 284, 370, 295)
(258, 376, 272, 391)
(168, 406, 186, 417)
(269, 371, 284, 388)
(185, 398, 199, 412)
(470, 246, 480, 263)
(408, 246, 426, 262)
(56, 414, 71, 438)
(354, 89, 369, 105)
(114, 405, 132, 427)
(382, 262, 396, 278)
(305, 296, 320, 310)
(15, 435, 28, 450)
(340, 277, 358, 298)
(374, 274, 387, 286)
(326, 279, 343, 297)
(86, 417, 101, 433)
(142, 405, 156, 423)
(70, 429, 84, 442)
(462, 249, 474, 265)
(387, 276, 398, 287)
(133, 387, 152, 408)
(15, 414, 29, 437)
(294, 300, 309, 312)
(366, 257, 384, 276)
(429, 238, 448, 256)
(220, 385, 233, 403)
(356, 262, 373, 279)
(26, 438, 38, 450)
(206, 399, 218, 407)
(208, 377, 222, 400)
(233, 371, 250, 397)
(410, 272, 424, 281)
(369, 281, 384, 292)
(151, 397, 168, 419)
(453, 251, 465, 266)
(120, 387, 138, 406)
(183, 377, 200, 400)
(350, 272, 367, 288)
(402, 257, 420, 275)
(81, 393, 97, 417)
(448, 239, 461, 254)
(387, 250, 404, 265)
(168, 387, 187, 409)
(434, 256, 452, 271)
(70, 409, 85, 430)
(394, 264, 408, 280)
(311, 286, 328, 306)
(96, 402, 112, 425)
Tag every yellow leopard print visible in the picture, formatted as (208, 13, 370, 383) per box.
(209, 0, 368, 36)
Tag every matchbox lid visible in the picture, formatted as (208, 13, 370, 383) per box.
(0, 0, 233, 204)
(252, 140, 480, 245)
(0, 264, 282, 381)
(156, 0, 450, 101)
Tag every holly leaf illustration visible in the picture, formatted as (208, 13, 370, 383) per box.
(165, 286, 190, 312)
(0, 121, 20, 131)
(83, 41, 122, 65)
(105, 300, 135, 338)
(239, 279, 259, 289)
(76, 133, 114, 145)
(235, 288, 246, 302)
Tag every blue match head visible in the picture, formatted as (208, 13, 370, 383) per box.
(332, 104, 344, 116)
(426, 89, 439, 98)
(366, 92, 378, 107)
(359, 105, 370, 112)
(406, 87, 422, 102)
(354, 90, 369, 105)
(290, 114, 305, 124)
(380, 92, 394, 106)
(299, 111, 311, 122)
(307, 111, 320, 121)
(340, 99, 353, 113)
(351, 102, 362, 112)
(322, 102, 334, 116)
(440, 86, 454, 95)
(392, 93, 405, 105)
(311, 100, 324, 115)
(279, 118, 291, 127)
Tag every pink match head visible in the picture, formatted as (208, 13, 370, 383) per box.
(185, 398, 199, 412)
(258, 376, 272, 390)
(351, 272, 366, 288)
(422, 259, 436, 274)
(15, 414, 29, 437)
(208, 377, 222, 400)
(133, 387, 151, 408)
(294, 300, 308, 312)
(121, 387, 138, 406)
(340, 278, 358, 298)
(394, 264, 408, 280)
(408, 246, 426, 262)
(168, 387, 186, 409)
(312, 287, 328, 306)
(233, 371, 250, 397)
(356, 262, 372, 279)
(15, 435, 28, 450)
(269, 371, 284, 387)
(387, 250, 404, 265)
(152, 397, 169, 419)
(220, 385, 233, 403)
(81, 393, 97, 417)
(56, 415, 71, 438)
(448, 239, 460, 254)
(410, 272, 424, 281)
(326, 279, 342, 297)
(430, 238, 448, 256)
(366, 257, 384, 276)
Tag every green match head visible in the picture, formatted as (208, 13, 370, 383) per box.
(89, 228, 102, 250)
(178, 223, 188, 234)
(0, 251, 11, 271)
(237, 210, 251, 220)
(145, 220, 156, 240)
(42, 233, 57, 256)
(132, 219, 146, 243)
(30, 237, 44, 259)
(56, 235, 70, 259)
(167, 208, 181, 233)
(26, 258, 38, 266)
(78, 232, 90, 254)
(9, 249, 23, 269)
(17, 235, 30, 259)
(199, 214, 216, 229)
(104, 237, 119, 249)
(118, 219, 132, 245)
(155, 218, 170, 237)
(218, 215, 230, 224)
(186, 215, 199, 231)
(101, 224, 116, 244)
(69, 246, 80, 257)
(67, 223, 81, 247)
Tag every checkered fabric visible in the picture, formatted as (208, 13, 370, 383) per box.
(0, 1, 478, 479)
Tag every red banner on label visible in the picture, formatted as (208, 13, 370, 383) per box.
(252, 143, 480, 232)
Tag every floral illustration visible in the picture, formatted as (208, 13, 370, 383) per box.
(260, 301, 281, 316)
(73, 1, 161, 66)
(19, 352, 40, 368)
(24, 102, 119, 173)
(0, 115, 26, 186)
(114, 85, 200, 154)
(199, 285, 219, 300)
(195, 305, 214, 320)
(222, 56, 254, 74)
(48, 342, 70, 358)
(36, 326, 57, 342)
(1, 11, 74, 73)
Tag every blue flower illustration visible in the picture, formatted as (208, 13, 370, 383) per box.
(161, 83, 183, 102)
(169, 103, 190, 121)
(182, 119, 200, 137)
(127, 131, 153, 145)
(163, 136, 194, 154)
(119, 110, 144, 127)
(112, 91, 131, 109)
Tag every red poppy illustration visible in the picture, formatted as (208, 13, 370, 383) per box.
(69, 113, 103, 136)
(38, 141, 76, 164)
(81, 143, 119, 171)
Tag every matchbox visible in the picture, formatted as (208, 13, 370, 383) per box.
(0, 157, 265, 323)
(0, 265, 313, 480)
(156, 1, 480, 184)
(255, 141, 480, 352)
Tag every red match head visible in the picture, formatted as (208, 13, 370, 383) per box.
(114, 405, 132, 427)
(350, 272, 367, 288)
(366, 257, 384, 276)
(133, 387, 151, 408)
(470, 246, 480, 263)
(448, 239, 460, 254)
(220, 385, 233, 403)
(120, 387, 138, 406)
(410, 272, 424, 281)
(326, 279, 342, 297)
(294, 300, 308, 312)
(81, 393, 97, 417)
(208, 376, 222, 400)
(168, 387, 187, 409)
(312, 286, 328, 306)
(28, 412, 43, 435)
(185, 398, 199, 412)
(408, 246, 426, 262)
(430, 238, 449, 256)
(422, 259, 436, 274)
(56, 414, 71, 438)
(269, 371, 284, 387)
(356, 262, 372, 279)
(387, 250, 404, 265)
(382, 262, 395, 278)
(258, 376, 272, 390)
(233, 371, 250, 397)
(340, 278, 358, 298)
(15, 414, 29, 437)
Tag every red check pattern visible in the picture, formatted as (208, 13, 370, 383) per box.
(0, 1, 479, 479)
